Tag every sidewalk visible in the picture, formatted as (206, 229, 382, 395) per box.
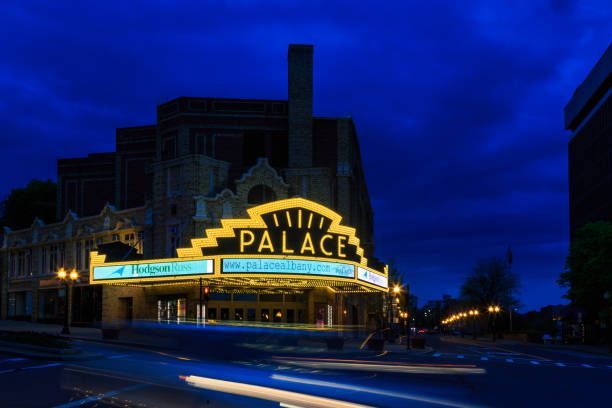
(0, 320, 101, 340)
(0, 320, 176, 351)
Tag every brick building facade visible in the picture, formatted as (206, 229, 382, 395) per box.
(2, 44, 380, 326)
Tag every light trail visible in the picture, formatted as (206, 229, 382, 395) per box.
(271, 374, 482, 408)
(272, 356, 485, 375)
(181, 374, 371, 408)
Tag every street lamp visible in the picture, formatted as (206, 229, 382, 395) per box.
(468, 309, 479, 339)
(388, 284, 401, 327)
(57, 267, 79, 335)
(488, 305, 501, 342)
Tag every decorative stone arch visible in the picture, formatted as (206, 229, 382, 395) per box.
(235, 158, 289, 207)
(247, 184, 277, 204)
(196, 159, 290, 222)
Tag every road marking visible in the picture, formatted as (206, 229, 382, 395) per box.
(0, 358, 27, 363)
(456, 355, 464, 359)
(555, 363, 565, 367)
(476, 343, 552, 361)
(505, 359, 514, 363)
(52, 384, 147, 408)
(581, 364, 593, 368)
(530, 361, 539, 365)
(433, 353, 441, 357)
(480, 357, 488, 361)
(22, 363, 62, 370)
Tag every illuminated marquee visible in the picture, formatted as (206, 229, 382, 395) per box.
(223, 258, 355, 278)
(178, 198, 369, 267)
(357, 266, 388, 289)
(93, 259, 213, 281)
(90, 198, 388, 292)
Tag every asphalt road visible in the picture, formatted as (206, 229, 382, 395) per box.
(0, 334, 611, 407)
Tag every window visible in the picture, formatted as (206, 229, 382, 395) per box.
(206, 133, 215, 157)
(161, 133, 177, 160)
(84, 239, 94, 270)
(247, 185, 276, 204)
(273, 309, 283, 323)
(220, 308, 229, 320)
(41, 247, 47, 275)
(166, 166, 182, 196)
(167, 225, 180, 257)
(112, 234, 119, 242)
(58, 243, 65, 269)
(189, 129, 214, 156)
(76, 241, 82, 271)
(260, 309, 270, 322)
(234, 308, 244, 321)
(247, 308, 256, 321)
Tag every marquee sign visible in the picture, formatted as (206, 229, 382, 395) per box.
(178, 198, 369, 267)
(90, 198, 388, 291)
(357, 266, 388, 289)
(93, 259, 213, 281)
(222, 258, 355, 278)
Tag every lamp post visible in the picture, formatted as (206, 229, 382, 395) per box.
(488, 305, 500, 342)
(468, 309, 479, 339)
(389, 284, 400, 328)
(57, 267, 79, 335)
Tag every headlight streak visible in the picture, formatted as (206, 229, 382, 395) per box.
(271, 356, 486, 375)
(180, 374, 371, 408)
(271, 374, 483, 408)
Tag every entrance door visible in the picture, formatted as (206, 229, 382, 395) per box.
(315, 302, 327, 327)
(157, 297, 186, 323)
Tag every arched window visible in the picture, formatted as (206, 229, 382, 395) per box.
(247, 185, 276, 204)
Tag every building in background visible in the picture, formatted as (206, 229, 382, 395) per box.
(1, 44, 384, 326)
(566, 44, 612, 238)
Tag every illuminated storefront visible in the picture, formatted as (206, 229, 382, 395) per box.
(90, 198, 388, 326)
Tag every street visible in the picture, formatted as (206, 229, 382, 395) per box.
(1, 332, 611, 407)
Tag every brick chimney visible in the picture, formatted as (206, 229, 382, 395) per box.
(288, 44, 313, 168)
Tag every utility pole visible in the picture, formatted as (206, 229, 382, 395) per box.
(405, 284, 411, 350)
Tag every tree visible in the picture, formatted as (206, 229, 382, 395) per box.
(1, 179, 57, 230)
(460, 257, 520, 309)
(559, 221, 612, 322)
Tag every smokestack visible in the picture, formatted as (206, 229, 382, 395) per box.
(288, 44, 313, 168)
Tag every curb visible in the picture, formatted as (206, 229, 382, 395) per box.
(69, 335, 178, 352)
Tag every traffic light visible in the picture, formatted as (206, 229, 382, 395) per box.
(203, 286, 210, 302)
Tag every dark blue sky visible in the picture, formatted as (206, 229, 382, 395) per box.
(1, 2, 611, 310)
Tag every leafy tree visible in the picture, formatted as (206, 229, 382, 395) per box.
(1, 179, 57, 230)
(460, 257, 520, 309)
(559, 221, 612, 322)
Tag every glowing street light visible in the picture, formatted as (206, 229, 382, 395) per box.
(488, 305, 501, 341)
(57, 267, 79, 335)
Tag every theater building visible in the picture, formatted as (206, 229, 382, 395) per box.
(1, 44, 387, 326)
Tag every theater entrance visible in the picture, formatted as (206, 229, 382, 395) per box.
(157, 296, 186, 323)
